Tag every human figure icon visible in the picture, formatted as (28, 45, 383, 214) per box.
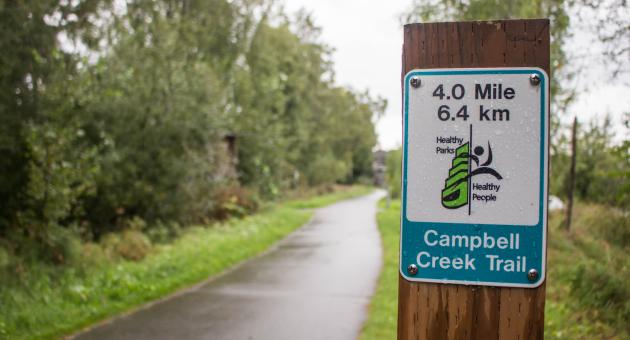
(469, 142, 502, 180)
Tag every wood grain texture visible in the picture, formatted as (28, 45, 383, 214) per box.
(398, 19, 549, 340)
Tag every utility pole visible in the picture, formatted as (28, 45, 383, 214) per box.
(398, 20, 550, 340)
(565, 117, 578, 230)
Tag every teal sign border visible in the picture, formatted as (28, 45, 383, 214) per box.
(400, 68, 548, 287)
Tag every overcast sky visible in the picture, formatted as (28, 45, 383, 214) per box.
(283, 0, 630, 149)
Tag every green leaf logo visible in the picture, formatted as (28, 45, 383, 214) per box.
(441, 143, 469, 209)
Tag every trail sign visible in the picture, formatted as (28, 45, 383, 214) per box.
(400, 67, 549, 288)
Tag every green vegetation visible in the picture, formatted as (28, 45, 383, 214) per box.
(384, 148, 402, 199)
(551, 117, 629, 208)
(360, 199, 630, 340)
(0, 0, 382, 270)
(545, 203, 629, 339)
(360, 199, 400, 340)
(0, 2, 382, 336)
(0, 186, 372, 339)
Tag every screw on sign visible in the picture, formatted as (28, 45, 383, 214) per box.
(398, 19, 550, 340)
(530, 73, 541, 86)
(410, 76, 421, 88)
(528, 268, 539, 282)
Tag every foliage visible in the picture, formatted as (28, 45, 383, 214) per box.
(0, 1, 380, 334)
(211, 186, 259, 220)
(232, 18, 382, 194)
(361, 199, 630, 340)
(105, 229, 153, 262)
(0, 1, 380, 263)
(385, 148, 402, 198)
(551, 116, 629, 208)
(546, 202, 629, 338)
(0, 187, 372, 339)
(570, 264, 630, 329)
(0, 0, 106, 261)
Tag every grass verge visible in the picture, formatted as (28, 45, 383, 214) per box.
(360, 199, 400, 340)
(360, 198, 629, 340)
(0, 186, 373, 339)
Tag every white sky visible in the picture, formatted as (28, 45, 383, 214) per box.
(283, 0, 630, 149)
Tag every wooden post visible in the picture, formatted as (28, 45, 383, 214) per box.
(398, 19, 549, 340)
(565, 117, 577, 230)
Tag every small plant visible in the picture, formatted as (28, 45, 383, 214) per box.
(570, 263, 630, 328)
(100, 225, 152, 262)
(80, 243, 107, 268)
(43, 225, 83, 265)
(211, 186, 259, 220)
(145, 221, 182, 244)
(115, 230, 152, 261)
(0, 246, 9, 270)
(592, 210, 630, 248)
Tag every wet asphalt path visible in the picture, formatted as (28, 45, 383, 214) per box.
(75, 190, 385, 340)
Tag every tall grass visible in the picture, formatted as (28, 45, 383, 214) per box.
(546, 203, 629, 339)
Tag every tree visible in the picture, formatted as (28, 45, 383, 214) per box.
(232, 14, 381, 193)
(0, 0, 105, 252)
(0, 0, 382, 260)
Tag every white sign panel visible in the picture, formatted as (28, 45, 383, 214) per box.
(406, 71, 543, 225)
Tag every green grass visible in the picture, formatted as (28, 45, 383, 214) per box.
(360, 199, 400, 340)
(0, 186, 373, 339)
(360, 199, 629, 340)
(544, 203, 629, 339)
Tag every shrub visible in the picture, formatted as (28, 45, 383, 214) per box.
(0, 245, 10, 278)
(116, 230, 152, 261)
(145, 221, 182, 244)
(212, 186, 259, 220)
(305, 154, 349, 186)
(385, 149, 402, 199)
(125, 216, 147, 232)
(100, 230, 152, 262)
(42, 225, 83, 265)
(316, 184, 336, 195)
(100, 233, 122, 261)
(593, 211, 630, 249)
(80, 242, 107, 268)
(570, 263, 630, 327)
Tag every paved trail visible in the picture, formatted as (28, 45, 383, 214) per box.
(76, 190, 385, 340)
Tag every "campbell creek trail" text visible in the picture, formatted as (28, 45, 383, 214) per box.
(416, 229, 527, 273)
